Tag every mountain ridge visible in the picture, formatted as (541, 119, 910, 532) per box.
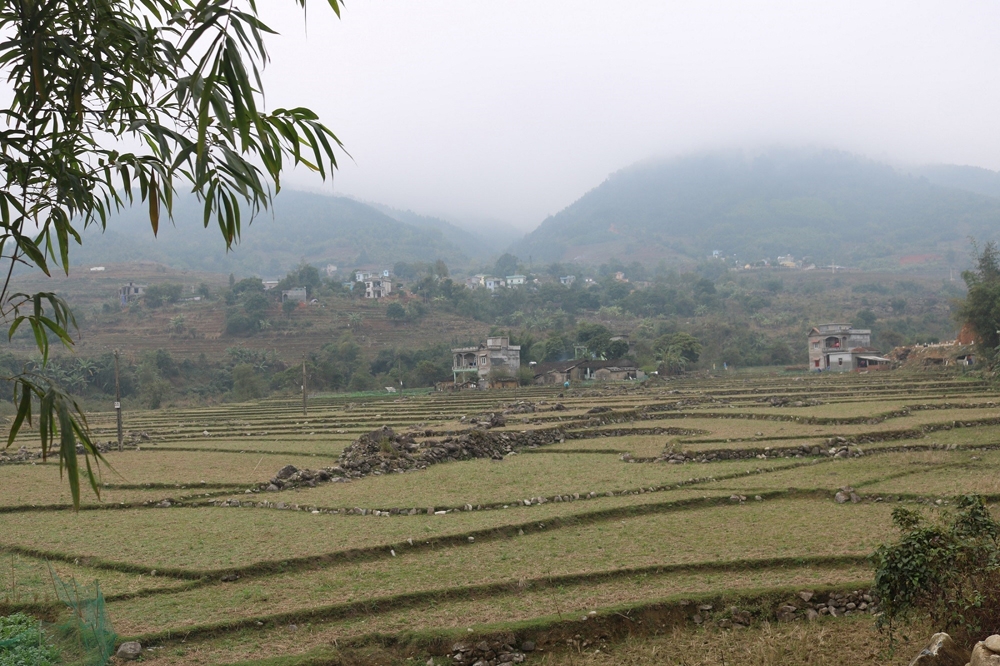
(508, 149, 1000, 269)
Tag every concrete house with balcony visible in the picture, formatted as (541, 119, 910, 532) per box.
(118, 282, 146, 306)
(808, 323, 889, 372)
(452, 336, 521, 387)
(363, 277, 392, 299)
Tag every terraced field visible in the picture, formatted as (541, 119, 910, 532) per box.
(1, 370, 996, 665)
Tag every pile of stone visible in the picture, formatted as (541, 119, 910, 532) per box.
(691, 590, 878, 628)
(464, 412, 506, 429)
(654, 442, 865, 464)
(264, 464, 341, 491)
(775, 589, 878, 621)
(0, 446, 41, 464)
(756, 396, 823, 407)
(502, 401, 536, 414)
(336, 426, 563, 479)
(447, 639, 531, 665)
(834, 486, 862, 503)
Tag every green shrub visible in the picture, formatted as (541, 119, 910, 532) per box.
(232, 364, 266, 401)
(872, 495, 1000, 645)
(143, 283, 183, 307)
(0, 613, 60, 666)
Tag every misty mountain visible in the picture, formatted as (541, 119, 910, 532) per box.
(364, 202, 489, 257)
(509, 149, 1000, 269)
(910, 164, 1000, 201)
(71, 191, 472, 277)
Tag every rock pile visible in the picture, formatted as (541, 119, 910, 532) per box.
(447, 639, 530, 665)
(834, 486, 862, 504)
(778, 590, 878, 620)
(335, 426, 563, 479)
(469, 413, 506, 429)
(653, 442, 867, 464)
(0, 446, 41, 464)
(502, 401, 536, 414)
(264, 464, 339, 491)
(689, 590, 878, 627)
(756, 396, 823, 407)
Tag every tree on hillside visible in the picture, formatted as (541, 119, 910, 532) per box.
(957, 240, 1000, 364)
(386, 302, 406, 322)
(0, 0, 343, 506)
(494, 253, 520, 277)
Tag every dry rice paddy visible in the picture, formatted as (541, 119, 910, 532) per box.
(2, 371, 996, 664)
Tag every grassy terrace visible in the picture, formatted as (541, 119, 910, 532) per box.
(2, 370, 997, 665)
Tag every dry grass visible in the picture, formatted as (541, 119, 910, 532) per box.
(0, 490, 716, 570)
(534, 615, 929, 666)
(864, 451, 1000, 496)
(697, 451, 968, 493)
(283, 453, 800, 509)
(0, 550, 188, 603)
(6, 372, 998, 666)
(106, 498, 887, 633)
(0, 462, 228, 508)
(129, 564, 872, 663)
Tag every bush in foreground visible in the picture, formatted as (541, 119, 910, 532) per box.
(872, 495, 1000, 645)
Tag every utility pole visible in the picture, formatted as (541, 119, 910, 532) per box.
(114, 350, 123, 451)
(302, 358, 307, 416)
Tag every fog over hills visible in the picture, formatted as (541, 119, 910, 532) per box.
(71, 192, 474, 277)
(508, 149, 1000, 269)
(72, 148, 1000, 276)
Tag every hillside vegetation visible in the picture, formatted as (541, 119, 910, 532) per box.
(510, 149, 1000, 268)
(68, 192, 478, 277)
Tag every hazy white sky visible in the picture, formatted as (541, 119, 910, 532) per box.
(260, 1, 1000, 230)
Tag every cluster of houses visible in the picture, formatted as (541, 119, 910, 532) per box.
(448, 336, 640, 390)
(464, 274, 528, 291)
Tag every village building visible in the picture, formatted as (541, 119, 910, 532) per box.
(466, 274, 504, 291)
(808, 323, 889, 372)
(262, 280, 280, 291)
(559, 275, 575, 286)
(505, 274, 526, 287)
(364, 276, 392, 299)
(119, 282, 146, 306)
(531, 359, 639, 385)
(356, 268, 390, 282)
(281, 287, 308, 303)
(452, 336, 521, 387)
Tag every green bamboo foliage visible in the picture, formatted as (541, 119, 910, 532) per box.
(0, 0, 344, 507)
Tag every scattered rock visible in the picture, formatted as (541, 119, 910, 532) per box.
(906, 633, 968, 666)
(970, 635, 1000, 666)
(116, 641, 143, 661)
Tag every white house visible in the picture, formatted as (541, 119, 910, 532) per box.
(364, 277, 392, 299)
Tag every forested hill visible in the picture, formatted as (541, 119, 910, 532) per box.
(71, 191, 473, 277)
(508, 149, 1000, 269)
(910, 164, 1000, 201)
